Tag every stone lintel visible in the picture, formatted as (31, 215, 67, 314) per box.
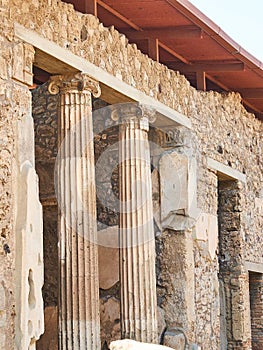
(245, 261, 263, 274)
(14, 23, 191, 129)
(207, 158, 246, 183)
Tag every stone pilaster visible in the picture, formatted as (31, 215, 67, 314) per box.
(48, 73, 101, 349)
(218, 180, 251, 350)
(111, 103, 158, 343)
(13, 43, 45, 350)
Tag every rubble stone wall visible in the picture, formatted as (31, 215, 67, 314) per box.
(0, 76, 16, 350)
(0, 13, 19, 347)
(32, 83, 58, 309)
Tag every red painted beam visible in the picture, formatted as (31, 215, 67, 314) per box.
(239, 88, 263, 99)
(147, 38, 159, 62)
(166, 61, 244, 72)
(196, 71, 206, 91)
(63, 0, 97, 16)
(123, 26, 201, 40)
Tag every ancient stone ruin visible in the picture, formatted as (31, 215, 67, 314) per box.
(0, 0, 262, 349)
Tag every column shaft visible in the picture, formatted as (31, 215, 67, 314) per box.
(49, 74, 101, 350)
(116, 108, 158, 343)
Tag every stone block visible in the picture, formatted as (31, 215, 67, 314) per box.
(12, 42, 24, 82)
(194, 213, 208, 241)
(160, 152, 188, 221)
(0, 57, 7, 80)
(98, 225, 119, 289)
(97, 225, 119, 248)
(23, 43, 34, 86)
(159, 151, 199, 230)
(0, 283, 6, 328)
(152, 168, 161, 229)
(255, 197, 263, 214)
(163, 330, 186, 350)
(207, 214, 218, 261)
(0, 332, 6, 350)
(99, 247, 119, 289)
(194, 213, 218, 260)
(36, 306, 58, 350)
(157, 306, 166, 342)
(17, 112, 35, 166)
(110, 339, 174, 350)
(12, 42, 34, 86)
(100, 297, 120, 346)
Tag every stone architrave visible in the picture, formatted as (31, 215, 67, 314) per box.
(48, 73, 101, 350)
(111, 103, 158, 343)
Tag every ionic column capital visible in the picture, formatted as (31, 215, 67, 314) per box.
(48, 73, 101, 97)
(110, 103, 156, 131)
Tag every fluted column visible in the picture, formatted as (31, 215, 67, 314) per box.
(48, 73, 101, 349)
(111, 103, 158, 343)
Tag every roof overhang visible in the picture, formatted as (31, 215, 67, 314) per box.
(62, 0, 263, 120)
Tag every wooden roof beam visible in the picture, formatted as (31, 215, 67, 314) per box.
(97, 0, 141, 30)
(239, 88, 263, 99)
(63, 0, 97, 16)
(147, 38, 159, 62)
(196, 71, 206, 91)
(205, 73, 230, 91)
(123, 26, 201, 40)
(159, 41, 189, 64)
(166, 61, 244, 72)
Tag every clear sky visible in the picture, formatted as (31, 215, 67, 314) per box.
(189, 0, 263, 62)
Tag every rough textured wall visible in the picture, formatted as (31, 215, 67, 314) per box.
(190, 94, 262, 265)
(0, 9, 17, 347)
(32, 83, 58, 308)
(93, 99, 119, 230)
(0, 77, 16, 350)
(194, 169, 220, 349)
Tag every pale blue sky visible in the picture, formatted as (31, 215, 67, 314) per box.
(189, 0, 263, 62)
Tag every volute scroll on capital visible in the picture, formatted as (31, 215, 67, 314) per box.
(110, 102, 156, 128)
(48, 73, 101, 97)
